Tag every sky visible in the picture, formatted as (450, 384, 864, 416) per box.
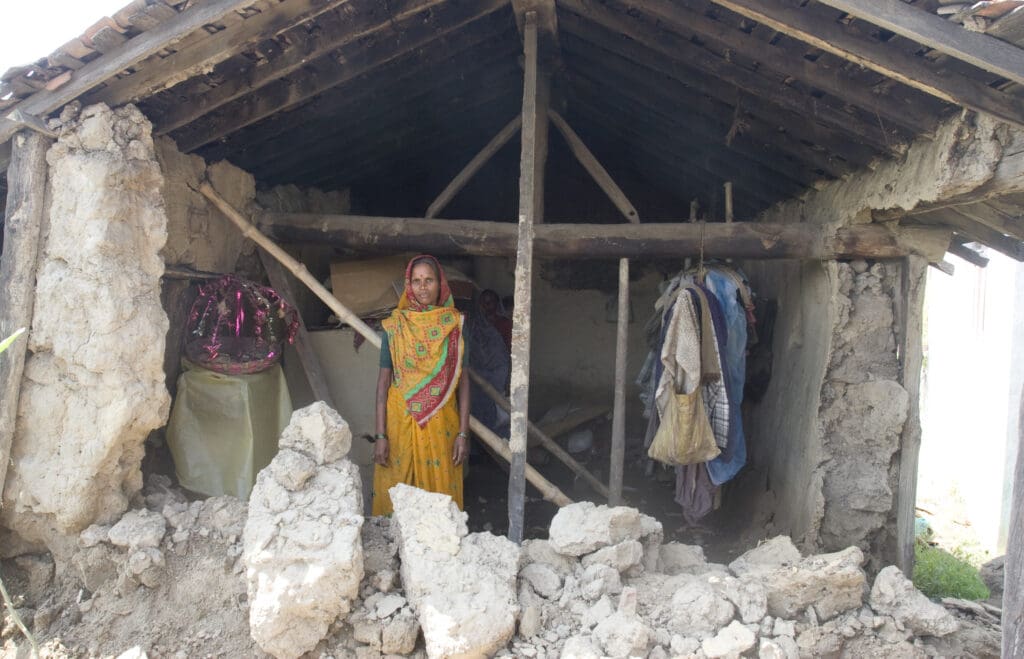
(0, 0, 129, 73)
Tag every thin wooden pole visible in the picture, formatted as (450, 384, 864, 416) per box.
(509, 11, 548, 544)
(545, 108, 641, 506)
(0, 131, 51, 499)
(609, 257, 630, 505)
(197, 182, 573, 507)
(469, 370, 610, 498)
(259, 249, 336, 407)
(548, 110, 638, 222)
(895, 256, 928, 575)
(1004, 389, 1024, 657)
(724, 181, 734, 223)
(426, 115, 522, 219)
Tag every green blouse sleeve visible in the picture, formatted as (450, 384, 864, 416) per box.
(379, 332, 393, 369)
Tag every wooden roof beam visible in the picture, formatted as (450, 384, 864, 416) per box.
(257, 211, 952, 262)
(557, 0, 902, 156)
(0, 0, 257, 150)
(568, 99, 806, 202)
(914, 207, 1024, 261)
(565, 60, 832, 185)
(199, 22, 514, 163)
(815, 0, 1024, 88)
(562, 112, 785, 215)
(304, 93, 522, 188)
(559, 25, 877, 170)
(629, 0, 933, 136)
(163, 0, 509, 148)
(240, 60, 521, 181)
(86, 0, 352, 108)
(710, 0, 1024, 129)
(259, 81, 520, 184)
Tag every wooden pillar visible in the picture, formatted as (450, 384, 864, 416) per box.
(895, 255, 928, 575)
(508, 11, 549, 544)
(609, 258, 630, 505)
(0, 131, 51, 498)
(1005, 390, 1024, 657)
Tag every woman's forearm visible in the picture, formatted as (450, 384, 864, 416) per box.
(376, 367, 392, 435)
(457, 376, 471, 434)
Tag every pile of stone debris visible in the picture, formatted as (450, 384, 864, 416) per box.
(0, 402, 1002, 658)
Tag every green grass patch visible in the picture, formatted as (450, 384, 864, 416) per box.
(913, 540, 990, 601)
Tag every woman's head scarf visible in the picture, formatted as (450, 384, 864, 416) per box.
(382, 255, 464, 426)
(398, 254, 454, 312)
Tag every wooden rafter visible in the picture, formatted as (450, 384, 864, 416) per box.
(568, 99, 806, 202)
(815, 0, 1024, 88)
(563, 42, 853, 178)
(557, 2, 902, 156)
(0, 0, 257, 148)
(947, 240, 990, 268)
(200, 20, 514, 163)
(86, 0, 351, 107)
(163, 0, 508, 148)
(560, 20, 880, 168)
(625, 0, 934, 135)
(426, 115, 522, 219)
(915, 207, 1024, 261)
(257, 212, 953, 262)
(565, 68, 825, 187)
(709, 0, 1024, 129)
(267, 83, 520, 185)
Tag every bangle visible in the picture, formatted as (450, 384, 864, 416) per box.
(374, 433, 387, 441)
(456, 431, 468, 440)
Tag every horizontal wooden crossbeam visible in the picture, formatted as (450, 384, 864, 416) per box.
(257, 212, 952, 261)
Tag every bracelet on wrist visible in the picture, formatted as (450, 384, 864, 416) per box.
(456, 431, 468, 439)
(374, 433, 387, 441)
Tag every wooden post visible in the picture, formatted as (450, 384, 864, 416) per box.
(1004, 390, 1024, 657)
(609, 258, 630, 505)
(426, 116, 521, 219)
(258, 249, 335, 407)
(197, 182, 574, 507)
(724, 181, 734, 223)
(895, 255, 928, 575)
(509, 11, 549, 544)
(0, 131, 51, 498)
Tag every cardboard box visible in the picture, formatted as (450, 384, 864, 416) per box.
(330, 255, 476, 318)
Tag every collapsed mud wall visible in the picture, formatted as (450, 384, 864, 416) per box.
(155, 137, 259, 394)
(1, 103, 170, 551)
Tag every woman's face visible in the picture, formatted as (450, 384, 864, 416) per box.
(410, 262, 440, 307)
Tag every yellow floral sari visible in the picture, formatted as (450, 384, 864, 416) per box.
(372, 256, 465, 515)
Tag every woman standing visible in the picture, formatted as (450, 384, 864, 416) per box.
(372, 255, 470, 515)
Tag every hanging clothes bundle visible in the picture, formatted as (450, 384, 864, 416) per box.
(637, 264, 756, 525)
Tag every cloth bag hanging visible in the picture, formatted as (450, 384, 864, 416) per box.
(647, 388, 721, 466)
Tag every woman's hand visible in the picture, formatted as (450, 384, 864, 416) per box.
(374, 437, 390, 466)
(452, 433, 469, 466)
